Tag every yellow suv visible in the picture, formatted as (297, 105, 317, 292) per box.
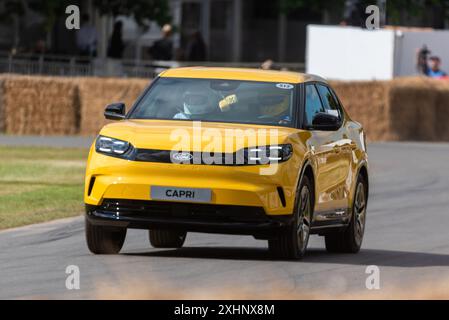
(85, 67, 369, 259)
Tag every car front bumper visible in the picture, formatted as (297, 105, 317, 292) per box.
(85, 149, 303, 215)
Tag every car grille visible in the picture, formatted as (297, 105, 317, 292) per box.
(99, 199, 267, 222)
(134, 149, 247, 165)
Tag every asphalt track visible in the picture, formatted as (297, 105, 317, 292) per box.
(1, 141, 449, 299)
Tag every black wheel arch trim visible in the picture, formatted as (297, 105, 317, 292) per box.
(295, 158, 316, 219)
(355, 161, 369, 198)
(349, 162, 369, 221)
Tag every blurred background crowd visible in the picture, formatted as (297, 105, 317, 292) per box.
(0, 0, 448, 79)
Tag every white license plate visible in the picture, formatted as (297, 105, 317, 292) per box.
(151, 186, 211, 203)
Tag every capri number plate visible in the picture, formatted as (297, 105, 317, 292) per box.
(151, 186, 212, 203)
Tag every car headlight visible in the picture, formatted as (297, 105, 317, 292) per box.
(95, 135, 134, 158)
(243, 144, 293, 165)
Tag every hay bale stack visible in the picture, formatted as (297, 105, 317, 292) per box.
(431, 80, 449, 140)
(2, 75, 79, 135)
(77, 77, 149, 136)
(1, 74, 447, 141)
(330, 80, 392, 141)
(331, 77, 448, 141)
(388, 77, 438, 141)
(0, 75, 5, 133)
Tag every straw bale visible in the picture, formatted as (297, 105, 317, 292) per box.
(77, 77, 149, 136)
(330, 80, 391, 141)
(331, 77, 448, 141)
(2, 74, 79, 135)
(431, 80, 449, 141)
(388, 77, 438, 141)
(0, 75, 5, 133)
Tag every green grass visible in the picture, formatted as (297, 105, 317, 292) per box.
(0, 146, 89, 229)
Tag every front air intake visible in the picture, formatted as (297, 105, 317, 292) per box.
(277, 187, 286, 207)
(87, 177, 96, 196)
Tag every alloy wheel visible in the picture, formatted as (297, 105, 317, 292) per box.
(297, 185, 311, 252)
(354, 182, 367, 246)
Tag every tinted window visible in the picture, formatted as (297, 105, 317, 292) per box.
(129, 78, 296, 127)
(316, 84, 341, 119)
(304, 84, 325, 127)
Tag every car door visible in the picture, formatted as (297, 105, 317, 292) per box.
(303, 83, 342, 214)
(316, 83, 354, 213)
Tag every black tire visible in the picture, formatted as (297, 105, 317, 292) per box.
(268, 175, 313, 260)
(149, 230, 187, 248)
(325, 175, 367, 253)
(85, 218, 127, 254)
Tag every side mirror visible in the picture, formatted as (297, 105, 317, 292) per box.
(311, 112, 340, 131)
(104, 103, 126, 120)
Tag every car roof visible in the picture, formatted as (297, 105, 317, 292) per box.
(159, 67, 327, 84)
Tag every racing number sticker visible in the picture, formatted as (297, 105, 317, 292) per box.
(276, 83, 294, 90)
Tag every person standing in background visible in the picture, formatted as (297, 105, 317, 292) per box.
(76, 14, 97, 57)
(340, 0, 365, 27)
(426, 56, 448, 78)
(149, 24, 173, 61)
(416, 46, 448, 79)
(260, 59, 274, 70)
(416, 45, 431, 75)
(186, 31, 206, 62)
(108, 21, 125, 59)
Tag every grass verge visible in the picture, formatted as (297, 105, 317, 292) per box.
(0, 146, 88, 230)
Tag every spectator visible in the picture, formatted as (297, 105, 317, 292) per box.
(416, 45, 448, 78)
(426, 56, 447, 78)
(341, 0, 365, 27)
(149, 24, 173, 60)
(32, 39, 47, 55)
(108, 21, 125, 59)
(261, 59, 274, 70)
(416, 45, 431, 75)
(186, 31, 206, 62)
(76, 14, 97, 57)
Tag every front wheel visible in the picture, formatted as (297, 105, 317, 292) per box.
(268, 175, 313, 259)
(325, 175, 367, 253)
(85, 218, 127, 254)
(149, 230, 187, 248)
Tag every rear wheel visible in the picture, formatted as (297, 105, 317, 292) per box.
(85, 218, 127, 254)
(149, 230, 187, 248)
(325, 175, 367, 253)
(268, 175, 312, 259)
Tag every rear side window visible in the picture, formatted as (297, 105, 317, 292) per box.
(316, 84, 341, 119)
(304, 84, 325, 127)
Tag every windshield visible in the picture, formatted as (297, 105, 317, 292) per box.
(129, 78, 296, 127)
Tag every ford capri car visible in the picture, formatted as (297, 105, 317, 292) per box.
(85, 67, 369, 259)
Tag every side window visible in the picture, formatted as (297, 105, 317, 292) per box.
(316, 84, 341, 119)
(304, 84, 325, 127)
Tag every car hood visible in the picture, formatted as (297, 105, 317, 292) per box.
(99, 119, 300, 152)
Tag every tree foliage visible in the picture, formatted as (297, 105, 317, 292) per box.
(0, 0, 26, 23)
(93, 0, 171, 27)
(29, 0, 81, 31)
(386, 0, 449, 25)
(280, 0, 346, 14)
(282, 0, 449, 25)
(0, 0, 171, 31)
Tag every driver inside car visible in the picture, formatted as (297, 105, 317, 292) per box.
(174, 87, 218, 119)
(258, 92, 292, 125)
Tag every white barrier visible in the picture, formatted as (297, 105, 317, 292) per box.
(306, 25, 449, 80)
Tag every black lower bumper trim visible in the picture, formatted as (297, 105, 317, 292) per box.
(85, 199, 293, 237)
